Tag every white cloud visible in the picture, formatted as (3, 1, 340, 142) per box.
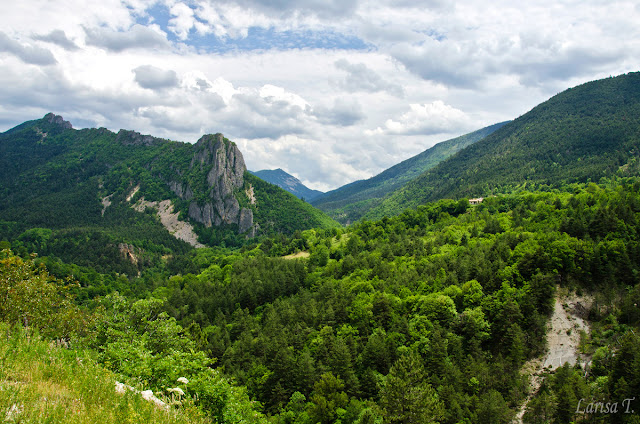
(0, 32, 57, 65)
(369, 101, 472, 136)
(1, 0, 640, 191)
(133, 65, 179, 89)
(312, 98, 364, 126)
(167, 3, 197, 40)
(84, 24, 170, 52)
(32, 30, 79, 51)
(333, 59, 404, 97)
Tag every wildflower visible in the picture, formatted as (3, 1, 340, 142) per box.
(167, 387, 185, 396)
(177, 377, 189, 384)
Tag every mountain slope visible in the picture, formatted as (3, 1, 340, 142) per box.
(0, 114, 338, 273)
(366, 72, 640, 220)
(251, 168, 324, 201)
(311, 121, 508, 224)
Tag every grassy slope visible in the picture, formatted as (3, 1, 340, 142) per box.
(312, 122, 508, 223)
(366, 72, 640, 220)
(0, 325, 210, 424)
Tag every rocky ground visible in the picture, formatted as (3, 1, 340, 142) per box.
(134, 198, 205, 248)
(513, 289, 591, 423)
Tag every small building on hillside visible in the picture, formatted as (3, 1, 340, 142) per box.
(469, 197, 484, 205)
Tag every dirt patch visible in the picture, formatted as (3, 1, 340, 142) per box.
(126, 184, 140, 202)
(134, 198, 205, 248)
(513, 289, 591, 423)
(100, 195, 112, 216)
(283, 251, 310, 260)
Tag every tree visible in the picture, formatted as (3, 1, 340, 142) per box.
(380, 351, 444, 424)
(476, 390, 513, 424)
(0, 249, 86, 339)
(308, 372, 349, 424)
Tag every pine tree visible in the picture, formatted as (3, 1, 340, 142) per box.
(380, 351, 444, 424)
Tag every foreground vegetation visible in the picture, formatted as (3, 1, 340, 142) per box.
(2, 178, 640, 423)
(0, 323, 211, 424)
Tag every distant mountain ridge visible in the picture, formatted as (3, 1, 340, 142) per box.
(251, 168, 324, 201)
(312, 121, 509, 224)
(365, 72, 640, 220)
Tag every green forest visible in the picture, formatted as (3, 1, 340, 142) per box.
(365, 73, 640, 221)
(3, 73, 640, 423)
(312, 121, 508, 224)
(3, 178, 640, 423)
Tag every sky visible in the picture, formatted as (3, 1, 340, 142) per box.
(1, 1, 639, 191)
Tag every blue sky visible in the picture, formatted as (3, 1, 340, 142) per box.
(140, 3, 370, 52)
(1, 0, 639, 190)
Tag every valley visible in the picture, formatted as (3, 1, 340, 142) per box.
(1, 72, 640, 424)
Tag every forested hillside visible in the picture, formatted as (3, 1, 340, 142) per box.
(2, 74, 640, 424)
(251, 169, 324, 202)
(313, 121, 508, 224)
(0, 114, 337, 275)
(151, 179, 640, 423)
(4, 177, 638, 423)
(366, 72, 640, 220)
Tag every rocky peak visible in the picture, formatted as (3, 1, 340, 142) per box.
(116, 129, 165, 146)
(43, 113, 72, 129)
(192, 133, 246, 179)
(185, 133, 256, 237)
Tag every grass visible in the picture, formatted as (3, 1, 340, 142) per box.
(0, 324, 211, 424)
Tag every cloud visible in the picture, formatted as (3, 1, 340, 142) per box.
(390, 38, 486, 88)
(168, 3, 198, 40)
(312, 98, 364, 126)
(334, 59, 404, 97)
(510, 44, 627, 87)
(225, 90, 308, 139)
(2, 0, 640, 192)
(133, 65, 179, 90)
(215, 0, 361, 20)
(32, 30, 79, 50)
(0, 31, 57, 65)
(369, 101, 471, 136)
(84, 24, 170, 52)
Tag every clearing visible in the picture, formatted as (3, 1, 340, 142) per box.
(283, 251, 310, 260)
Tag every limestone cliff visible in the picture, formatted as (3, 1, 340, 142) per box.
(170, 133, 256, 237)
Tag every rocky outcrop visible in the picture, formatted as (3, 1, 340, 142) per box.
(43, 113, 72, 129)
(238, 208, 255, 236)
(116, 129, 165, 146)
(182, 133, 256, 236)
(118, 243, 139, 266)
(134, 198, 205, 248)
(168, 181, 193, 201)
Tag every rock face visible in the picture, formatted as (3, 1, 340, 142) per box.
(43, 113, 73, 129)
(177, 133, 256, 236)
(168, 181, 193, 201)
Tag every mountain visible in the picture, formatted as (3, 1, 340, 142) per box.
(251, 168, 324, 201)
(0, 114, 338, 274)
(311, 121, 508, 224)
(365, 72, 640, 220)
